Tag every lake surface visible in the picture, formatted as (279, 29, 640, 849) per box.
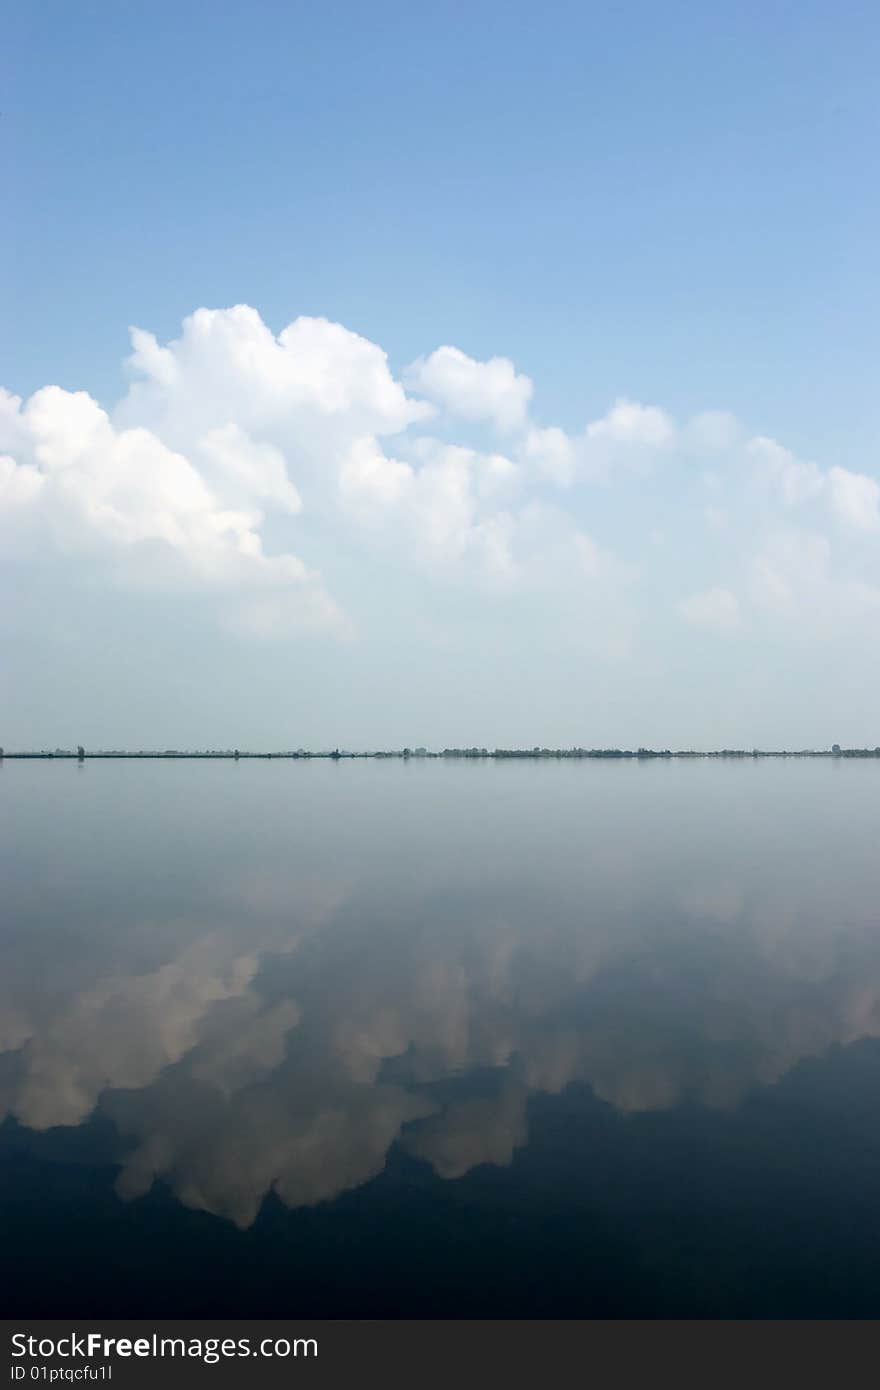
(3, 757, 880, 1317)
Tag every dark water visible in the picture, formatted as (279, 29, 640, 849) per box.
(3, 758, 880, 1317)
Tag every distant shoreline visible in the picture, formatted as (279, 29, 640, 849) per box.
(3, 747, 879, 761)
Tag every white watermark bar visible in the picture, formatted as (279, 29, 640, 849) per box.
(1, 1320, 867, 1388)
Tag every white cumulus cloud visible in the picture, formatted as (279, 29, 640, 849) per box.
(521, 399, 676, 487)
(4, 302, 880, 682)
(827, 466, 880, 533)
(404, 345, 533, 433)
(748, 435, 824, 505)
(0, 385, 345, 638)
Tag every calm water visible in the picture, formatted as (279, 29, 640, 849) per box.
(3, 758, 880, 1317)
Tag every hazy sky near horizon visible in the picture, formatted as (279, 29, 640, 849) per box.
(3, 1, 880, 750)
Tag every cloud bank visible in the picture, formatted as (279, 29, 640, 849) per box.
(3, 303, 879, 744)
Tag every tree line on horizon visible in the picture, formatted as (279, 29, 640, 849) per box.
(3, 744, 880, 760)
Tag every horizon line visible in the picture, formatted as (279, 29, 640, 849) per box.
(3, 745, 879, 761)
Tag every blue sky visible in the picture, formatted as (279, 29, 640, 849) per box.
(3, 1, 879, 748)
